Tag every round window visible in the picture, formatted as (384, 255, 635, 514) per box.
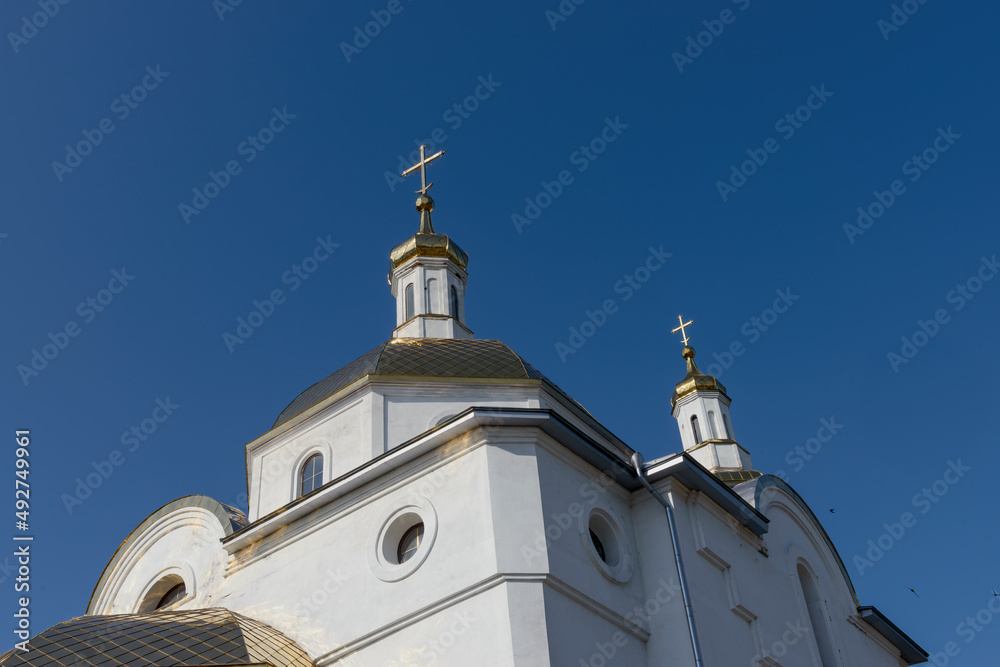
(370, 501, 438, 582)
(588, 513, 620, 567)
(584, 508, 633, 583)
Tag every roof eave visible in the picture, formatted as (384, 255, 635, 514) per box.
(858, 606, 928, 664)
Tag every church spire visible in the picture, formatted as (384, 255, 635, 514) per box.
(669, 316, 760, 485)
(388, 147, 473, 340)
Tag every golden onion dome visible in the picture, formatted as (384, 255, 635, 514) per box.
(670, 345, 728, 408)
(389, 194, 469, 270)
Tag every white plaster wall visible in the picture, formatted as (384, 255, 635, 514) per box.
(219, 440, 511, 660)
(380, 384, 540, 451)
(89, 506, 229, 615)
(96, 391, 915, 667)
(673, 391, 733, 450)
(249, 393, 369, 520)
(631, 476, 909, 667)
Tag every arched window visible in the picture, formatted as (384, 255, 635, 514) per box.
(299, 454, 323, 497)
(404, 284, 414, 320)
(449, 285, 459, 318)
(138, 574, 187, 613)
(798, 564, 838, 666)
(706, 410, 718, 439)
(690, 415, 702, 445)
(426, 278, 440, 314)
(156, 583, 186, 610)
(723, 414, 734, 439)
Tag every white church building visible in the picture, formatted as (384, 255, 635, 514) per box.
(3, 154, 926, 666)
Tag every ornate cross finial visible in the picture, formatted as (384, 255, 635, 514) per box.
(401, 144, 446, 195)
(671, 315, 694, 346)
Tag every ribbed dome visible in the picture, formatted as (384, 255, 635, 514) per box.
(274, 338, 552, 427)
(670, 345, 728, 408)
(389, 232, 469, 270)
(1, 608, 314, 667)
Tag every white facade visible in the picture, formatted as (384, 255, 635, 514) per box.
(82, 219, 925, 666)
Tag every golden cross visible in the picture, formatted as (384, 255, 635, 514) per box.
(401, 144, 446, 195)
(671, 315, 694, 346)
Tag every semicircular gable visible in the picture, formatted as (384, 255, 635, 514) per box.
(87, 495, 247, 614)
(751, 475, 860, 608)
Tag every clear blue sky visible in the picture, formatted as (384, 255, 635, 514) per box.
(2, 0, 998, 662)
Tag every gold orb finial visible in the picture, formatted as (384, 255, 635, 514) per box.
(415, 193, 434, 212)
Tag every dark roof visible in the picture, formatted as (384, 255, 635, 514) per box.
(1, 608, 313, 667)
(273, 338, 551, 427)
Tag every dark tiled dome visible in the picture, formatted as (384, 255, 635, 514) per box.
(1, 608, 313, 667)
(274, 338, 551, 427)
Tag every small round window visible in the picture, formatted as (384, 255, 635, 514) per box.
(397, 522, 424, 564)
(370, 502, 437, 582)
(585, 509, 633, 583)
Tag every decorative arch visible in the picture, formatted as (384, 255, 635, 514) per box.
(88, 496, 245, 615)
(754, 475, 861, 609)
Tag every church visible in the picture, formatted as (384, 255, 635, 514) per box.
(3, 149, 926, 666)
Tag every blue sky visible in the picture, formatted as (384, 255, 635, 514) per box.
(2, 0, 998, 661)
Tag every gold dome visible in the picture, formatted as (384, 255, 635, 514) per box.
(389, 232, 469, 270)
(670, 345, 728, 408)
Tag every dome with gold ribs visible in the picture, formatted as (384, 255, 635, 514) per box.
(670, 345, 728, 408)
(0, 608, 314, 667)
(273, 337, 590, 428)
(389, 232, 468, 270)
